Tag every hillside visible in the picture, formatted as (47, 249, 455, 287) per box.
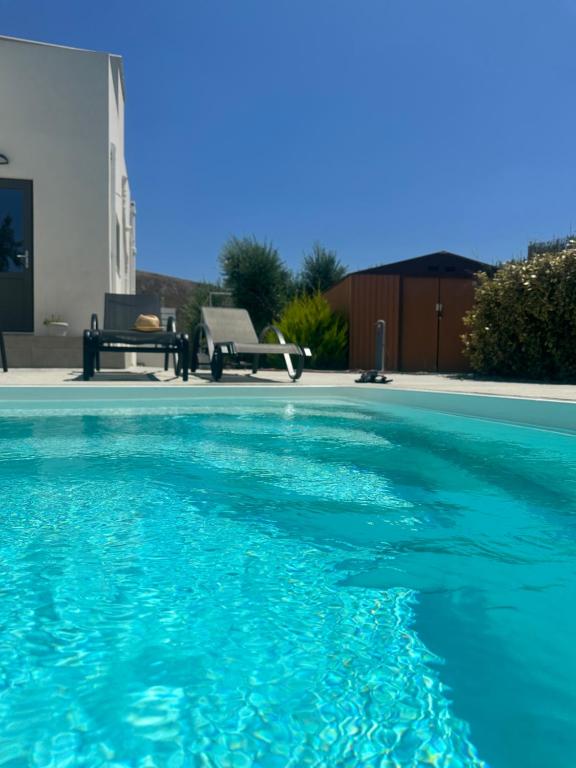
(136, 270, 209, 311)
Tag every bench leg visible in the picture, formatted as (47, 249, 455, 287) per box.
(0, 332, 7, 373)
(83, 332, 96, 380)
(180, 335, 190, 382)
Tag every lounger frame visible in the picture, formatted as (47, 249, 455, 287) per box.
(191, 308, 310, 382)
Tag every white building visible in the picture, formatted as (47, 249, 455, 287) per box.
(0, 35, 135, 365)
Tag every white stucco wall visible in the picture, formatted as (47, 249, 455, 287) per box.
(0, 36, 134, 336)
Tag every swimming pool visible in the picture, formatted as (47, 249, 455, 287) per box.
(0, 389, 574, 767)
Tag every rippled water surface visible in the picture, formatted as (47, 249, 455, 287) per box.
(0, 397, 575, 768)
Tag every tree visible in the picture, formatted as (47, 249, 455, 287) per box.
(298, 243, 347, 295)
(219, 236, 292, 331)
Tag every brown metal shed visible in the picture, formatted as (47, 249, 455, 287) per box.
(325, 251, 494, 372)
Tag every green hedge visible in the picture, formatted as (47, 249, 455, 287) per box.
(463, 245, 576, 380)
(276, 293, 348, 369)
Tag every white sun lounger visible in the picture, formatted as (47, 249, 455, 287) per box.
(191, 307, 311, 381)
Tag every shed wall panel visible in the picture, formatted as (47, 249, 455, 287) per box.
(349, 275, 399, 370)
(324, 278, 352, 316)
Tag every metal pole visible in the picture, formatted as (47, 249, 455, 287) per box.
(375, 320, 386, 374)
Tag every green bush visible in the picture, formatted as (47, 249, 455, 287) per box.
(463, 244, 576, 380)
(276, 293, 348, 369)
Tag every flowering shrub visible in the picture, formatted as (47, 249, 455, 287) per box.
(463, 244, 576, 380)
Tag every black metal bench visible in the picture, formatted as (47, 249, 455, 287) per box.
(83, 294, 189, 381)
(0, 331, 7, 373)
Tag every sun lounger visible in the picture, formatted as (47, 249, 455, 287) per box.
(191, 307, 311, 381)
(83, 293, 189, 381)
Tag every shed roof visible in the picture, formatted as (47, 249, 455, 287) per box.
(350, 251, 494, 278)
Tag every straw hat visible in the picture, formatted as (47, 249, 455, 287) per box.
(133, 314, 161, 332)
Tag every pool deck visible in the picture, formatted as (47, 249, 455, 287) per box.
(1, 367, 576, 402)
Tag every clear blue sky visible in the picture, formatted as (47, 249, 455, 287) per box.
(2, 0, 576, 282)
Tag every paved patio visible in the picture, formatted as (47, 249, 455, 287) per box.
(1, 367, 576, 401)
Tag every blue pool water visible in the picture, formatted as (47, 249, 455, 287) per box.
(0, 396, 575, 767)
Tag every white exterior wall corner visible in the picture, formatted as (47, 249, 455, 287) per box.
(108, 54, 135, 297)
(0, 37, 134, 336)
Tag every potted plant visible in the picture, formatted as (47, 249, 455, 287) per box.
(43, 314, 69, 337)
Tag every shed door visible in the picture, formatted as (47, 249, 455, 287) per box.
(400, 277, 439, 371)
(0, 179, 33, 331)
(437, 279, 474, 372)
(400, 276, 473, 372)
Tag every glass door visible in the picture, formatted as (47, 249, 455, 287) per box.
(0, 179, 33, 331)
